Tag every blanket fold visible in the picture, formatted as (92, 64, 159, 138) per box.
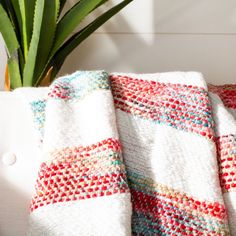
(18, 71, 132, 236)
(15, 71, 236, 236)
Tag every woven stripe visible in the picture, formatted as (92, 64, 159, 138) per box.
(128, 172, 229, 235)
(111, 75, 215, 140)
(216, 134, 236, 193)
(48, 70, 110, 100)
(30, 138, 129, 212)
(30, 71, 110, 142)
(209, 84, 236, 109)
(30, 99, 46, 141)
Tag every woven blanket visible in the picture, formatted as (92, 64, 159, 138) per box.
(15, 71, 236, 236)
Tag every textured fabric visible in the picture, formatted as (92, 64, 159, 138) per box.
(209, 84, 236, 236)
(17, 71, 132, 236)
(15, 71, 236, 235)
(110, 73, 235, 235)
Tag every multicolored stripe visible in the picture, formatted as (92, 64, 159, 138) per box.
(30, 71, 110, 141)
(30, 99, 46, 141)
(128, 172, 229, 235)
(216, 134, 236, 193)
(48, 70, 110, 100)
(110, 75, 215, 140)
(209, 84, 236, 109)
(28, 72, 234, 235)
(30, 138, 129, 212)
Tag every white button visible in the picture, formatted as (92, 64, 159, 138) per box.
(2, 152, 17, 166)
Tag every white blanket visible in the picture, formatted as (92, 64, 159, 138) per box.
(16, 71, 236, 235)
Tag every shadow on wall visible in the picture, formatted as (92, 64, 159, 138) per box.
(60, 0, 149, 75)
(60, 0, 236, 84)
(60, 0, 201, 75)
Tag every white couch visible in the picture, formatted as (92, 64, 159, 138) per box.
(0, 92, 41, 236)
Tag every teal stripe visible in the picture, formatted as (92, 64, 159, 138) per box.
(132, 211, 172, 235)
(50, 70, 110, 100)
(127, 171, 226, 232)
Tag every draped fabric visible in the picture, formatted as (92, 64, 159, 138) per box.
(15, 71, 236, 235)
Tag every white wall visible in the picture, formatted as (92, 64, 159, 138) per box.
(1, 0, 236, 90)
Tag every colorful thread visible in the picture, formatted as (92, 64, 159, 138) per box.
(111, 75, 215, 140)
(128, 172, 228, 235)
(30, 138, 129, 212)
(216, 134, 236, 193)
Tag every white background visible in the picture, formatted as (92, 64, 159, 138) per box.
(1, 0, 236, 90)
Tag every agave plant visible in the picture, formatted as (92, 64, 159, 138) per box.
(0, 0, 132, 90)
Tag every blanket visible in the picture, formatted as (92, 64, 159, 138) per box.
(15, 71, 236, 236)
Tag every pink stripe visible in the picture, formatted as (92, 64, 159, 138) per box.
(111, 75, 214, 140)
(30, 138, 129, 212)
(216, 134, 236, 192)
(209, 84, 236, 109)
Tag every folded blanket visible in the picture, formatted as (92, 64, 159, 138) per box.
(208, 84, 236, 235)
(17, 71, 132, 236)
(110, 72, 235, 235)
(15, 71, 236, 235)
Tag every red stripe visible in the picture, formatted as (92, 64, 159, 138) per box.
(209, 84, 236, 109)
(50, 138, 122, 162)
(31, 173, 128, 211)
(216, 135, 236, 192)
(111, 75, 214, 140)
(131, 190, 227, 235)
(30, 138, 129, 212)
(131, 190, 226, 221)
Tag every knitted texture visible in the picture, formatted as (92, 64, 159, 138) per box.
(209, 85, 236, 236)
(20, 71, 132, 236)
(110, 73, 232, 235)
(15, 71, 236, 235)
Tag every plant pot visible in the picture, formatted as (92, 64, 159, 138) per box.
(4, 65, 10, 91)
(0, 92, 41, 236)
(4, 65, 53, 91)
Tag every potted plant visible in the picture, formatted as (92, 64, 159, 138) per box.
(0, 2, 133, 234)
(0, 0, 133, 90)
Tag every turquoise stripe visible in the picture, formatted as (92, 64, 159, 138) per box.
(30, 99, 46, 139)
(129, 101, 213, 129)
(132, 211, 172, 235)
(127, 171, 225, 232)
(50, 70, 110, 100)
(30, 71, 110, 137)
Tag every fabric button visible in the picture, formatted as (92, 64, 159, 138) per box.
(2, 152, 17, 166)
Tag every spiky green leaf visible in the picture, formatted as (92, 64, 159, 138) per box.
(51, 0, 105, 55)
(0, 4, 22, 87)
(0, 1, 7, 11)
(5, 0, 25, 75)
(0, 0, 17, 30)
(48, 0, 133, 80)
(0, 3, 19, 54)
(11, 0, 23, 36)
(23, 0, 45, 86)
(18, 0, 36, 59)
(32, 0, 60, 84)
(8, 51, 22, 89)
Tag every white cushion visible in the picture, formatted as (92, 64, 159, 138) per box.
(0, 92, 41, 236)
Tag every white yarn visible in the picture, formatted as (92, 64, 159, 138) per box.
(210, 92, 236, 235)
(28, 194, 132, 236)
(43, 90, 119, 154)
(116, 104, 223, 203)
(14, 70, 235, 235)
